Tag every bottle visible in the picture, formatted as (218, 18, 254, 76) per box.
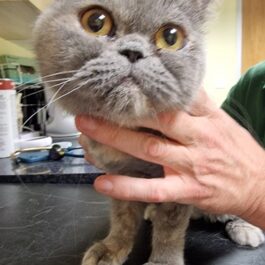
(0, 79, 19, 158)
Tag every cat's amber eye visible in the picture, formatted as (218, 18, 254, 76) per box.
(80, 7, 114, 36)
(155, 25, 186, 51)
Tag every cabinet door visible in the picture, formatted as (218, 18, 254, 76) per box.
(242, 0, 265, 72)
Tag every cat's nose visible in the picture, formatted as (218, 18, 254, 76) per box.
(119, 49, 144, 63)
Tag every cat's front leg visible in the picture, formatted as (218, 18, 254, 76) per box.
(144, 203, 192, 265)
(82, 200, 145, 265)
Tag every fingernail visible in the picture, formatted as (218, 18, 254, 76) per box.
(95, 177, 113, 193)
(80, 116, 98, 131)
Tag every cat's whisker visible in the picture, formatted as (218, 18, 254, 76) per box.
(39, 70, 79, 80)
(50, 81, 88, 105)
(20, 76, 88, 130)
(41, 77, 70, 85)
(17, 77, 72, 94)
(21, 79, 71, 100)
(21, 77, 76, 130)
(16, 70, 79, 92)
(21, 89, 44, 100)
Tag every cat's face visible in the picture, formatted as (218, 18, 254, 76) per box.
(35, 0, 214, 126)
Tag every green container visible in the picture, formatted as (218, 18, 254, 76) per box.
(0, 64, 22, 83)
(0, 55, 19, 64)
(0, 55, 40, 84)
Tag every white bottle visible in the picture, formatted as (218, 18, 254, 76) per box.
(0, 79, 18, 158)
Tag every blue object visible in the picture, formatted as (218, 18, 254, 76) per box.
(16, 146, 84, 164)
(18, 151, 50, 163)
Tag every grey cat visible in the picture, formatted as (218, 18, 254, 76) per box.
(34, 1, 264, 264)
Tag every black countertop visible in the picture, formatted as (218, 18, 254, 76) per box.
(0, 155, 102, 184)
(0, 138, 102, 184)
(0, 184, 265, 265)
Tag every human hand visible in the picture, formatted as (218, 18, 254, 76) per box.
(76, 90, 265, 227)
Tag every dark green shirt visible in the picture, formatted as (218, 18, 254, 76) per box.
(222, 61, 265, 147)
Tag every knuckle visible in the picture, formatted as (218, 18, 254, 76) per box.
(196, 125, 209, 141)
(192, 187, 210, 201)
(194, 161, 211, 176)
(159, 111, 177, 131)
(194, 155, 219, 176)
(144, 137, 165, 159)
(159, 111, 195, 144)
(204, 134, 219, 148)
(196, 120, 219, 145)
(148, 186, 166, 202)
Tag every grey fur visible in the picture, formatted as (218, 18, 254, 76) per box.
(34, 1, 264, 264)
(34, 0, 211, 125)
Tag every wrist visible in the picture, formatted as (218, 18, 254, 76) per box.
(240, 156, 265, 229)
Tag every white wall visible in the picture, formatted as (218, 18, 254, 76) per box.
(0, 37, 34, 57)
(204, 0, 242, 106)
(29, 0, 53, 11)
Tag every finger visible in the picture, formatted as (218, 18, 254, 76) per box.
(76, 116, 192, 172)
(139, 90, 217, 144)
(94, 173, 209, 204)
(140, 110, 205, 145)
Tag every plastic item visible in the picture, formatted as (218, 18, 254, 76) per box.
(18, 150, 50, 163)
(0, 79, 19, 158)
(45, 90, 78, 137)
(12, 144, 84, 163)
(18, 136, 53, 149)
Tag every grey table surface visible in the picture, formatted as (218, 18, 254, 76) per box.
(0, 184, 264, 265)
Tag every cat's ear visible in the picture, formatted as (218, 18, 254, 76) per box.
(194, 0, 221, 23)
(196, 0, 217, 9)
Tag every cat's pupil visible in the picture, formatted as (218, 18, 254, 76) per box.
(163, 28, 178, 46)
(88, 12, 106, 32)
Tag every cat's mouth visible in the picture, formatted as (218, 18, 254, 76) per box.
(62, 54, 187, 126)
(117, 76, 138, 88)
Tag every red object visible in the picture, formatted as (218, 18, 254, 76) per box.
(0, 79, 15, 90)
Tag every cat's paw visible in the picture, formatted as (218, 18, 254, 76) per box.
(82, 241, 129, 265)
(143, 259, 184, 265)
(226, 219, 265, 248)
(143, 263, 164, 265)
(143, 262, 184, 265)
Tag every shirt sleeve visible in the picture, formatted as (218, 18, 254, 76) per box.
(221, 66, 257, 129)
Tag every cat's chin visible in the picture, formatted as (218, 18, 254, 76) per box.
(119, 76, 136, 87)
